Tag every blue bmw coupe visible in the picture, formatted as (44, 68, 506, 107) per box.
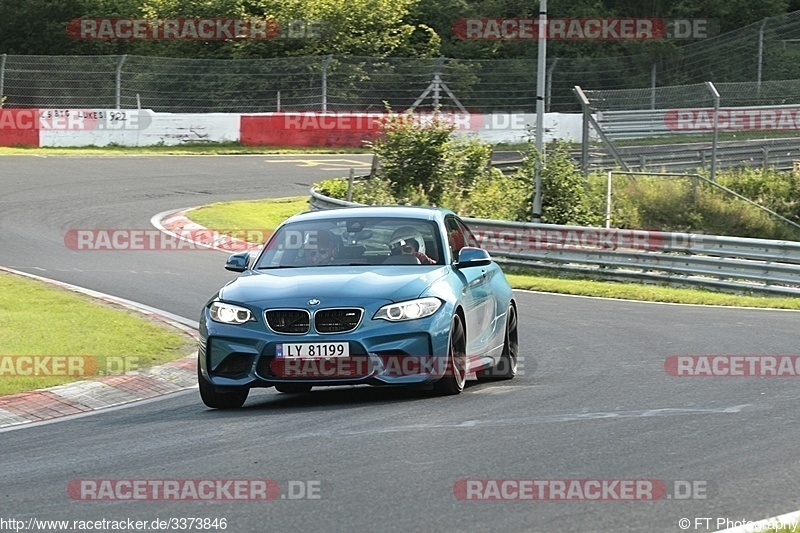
(198, 206, 519, 408)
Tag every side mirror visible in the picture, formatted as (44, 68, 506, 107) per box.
(225, 252, 250, 272)
(455, 247, 491, 269)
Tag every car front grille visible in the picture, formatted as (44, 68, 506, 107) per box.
(265, 309, 310, 334)
(314, 308, 363, 333)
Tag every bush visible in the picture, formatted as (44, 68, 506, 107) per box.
(717, 167, 800, 224)
(619, 177, 702, 232)
(315, 177, 397, 205)
(464, 168, 531, 221)
(367, 112, 453, 205)
(589, 171, 800, 240)
(517, 141, 600, 226)
(315, 178, 350, 199)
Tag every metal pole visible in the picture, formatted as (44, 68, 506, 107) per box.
(346, 168, 355, 202)
(757, 18, 768, 98)
(546, 57, 558, 112)
(115, 54, 127, 109)
(532, 0, 547, 223)
(277, 90, 281, 112)
(606, 171, 613, 229)
(433, 57, 445, 109)
(650, 61, 657, 110)
(322, 55, 332, 113)
(0, 54, 6, 106)
(706, 81, 720, 181)
(580, 87, 589, 177)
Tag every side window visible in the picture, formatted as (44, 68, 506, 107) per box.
(455, 218, 480, 248)
(445, 217, 466, 262)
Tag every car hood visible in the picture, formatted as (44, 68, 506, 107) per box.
(219, 266, 449, 306)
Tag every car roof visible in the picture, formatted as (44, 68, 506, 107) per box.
(283, 205, 456, 224)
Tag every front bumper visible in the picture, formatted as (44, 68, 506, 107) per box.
(199, 303, 453, 389)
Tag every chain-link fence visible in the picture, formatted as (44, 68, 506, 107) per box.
(0, 54, 540, 113)
(3, 11, 800, 113)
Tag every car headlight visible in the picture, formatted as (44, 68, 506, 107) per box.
(209, 302, 255, 325)
(374, 297, 442, 322)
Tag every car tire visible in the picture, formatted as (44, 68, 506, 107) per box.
(275, 383, 313, 394)
(478, 303, 519, 381)
(434, 314, 467, 395)
(198, 365, 249, 409)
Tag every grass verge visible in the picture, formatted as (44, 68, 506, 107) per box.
(0, 271, 196, 396)
(187, 197, 800, 310)
(0, 142, 371, 156)
(189, 197, 310, 242)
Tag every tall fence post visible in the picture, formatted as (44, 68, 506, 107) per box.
(757, 18, 768, 98)
(0, 54, 7, 106)
(546, 57, 559, 112)
(532, 0, 547, 223)
(321, 55, 332, 113)
(432, 57, 445, 108)
(650, 61, 657, 110)
(706, 81, 720, 182)
(576, 85, 590, 177)
(605, 171, 613, 228)
(115, 54, 127, 109)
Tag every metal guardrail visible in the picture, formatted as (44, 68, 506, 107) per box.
(495, 139, 800, 173)
(597, 106, 800, 140)
(309, 187, 800, 296)
(604, 138, 800, 173)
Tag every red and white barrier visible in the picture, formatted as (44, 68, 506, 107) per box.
(0, 109, 585, 148)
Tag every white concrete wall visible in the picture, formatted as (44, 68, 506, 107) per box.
(39, 110, 240, 147)
(455, 113, 588, 144)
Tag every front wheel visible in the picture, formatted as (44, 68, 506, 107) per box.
(433, 314, 467, 395)
(198, 365, 249, 409)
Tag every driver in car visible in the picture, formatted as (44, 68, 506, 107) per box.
(299, 229, 338, 266)
(388, 227, 437, 265)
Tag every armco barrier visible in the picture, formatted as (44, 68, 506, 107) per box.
(309, 187, 800, 295)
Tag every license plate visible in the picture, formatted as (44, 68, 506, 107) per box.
(276, 342, 349, 358)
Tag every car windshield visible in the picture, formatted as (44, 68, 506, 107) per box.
(254, 217, 444, 268)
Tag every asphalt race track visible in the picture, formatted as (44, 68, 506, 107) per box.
(1, 154, 799, 532)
